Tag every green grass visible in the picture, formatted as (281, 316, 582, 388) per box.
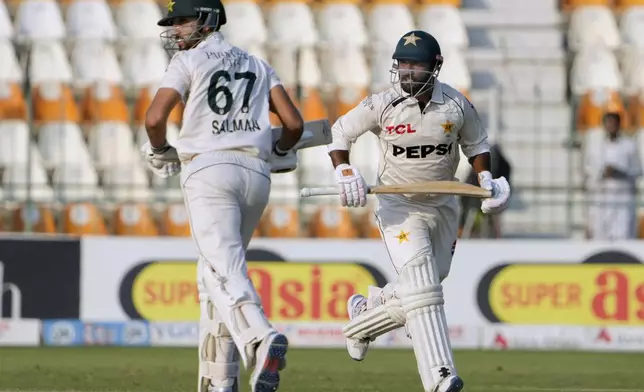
(1, 347, 644, 392)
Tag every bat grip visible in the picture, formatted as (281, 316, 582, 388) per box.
(300, 187, 341, 197)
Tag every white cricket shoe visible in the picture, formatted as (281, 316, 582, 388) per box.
(435, 375, 464, 392)
(346, 294, 370, 361)
(208, 385, 237, 392)
(249, 332, 289, 392)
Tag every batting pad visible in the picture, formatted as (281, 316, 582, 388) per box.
(398, 254, 457, 392)
(198, 286, 240, 392)
(201, 265, 274, 370)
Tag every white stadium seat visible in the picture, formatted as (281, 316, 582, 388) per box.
(2, 148, 55, 202)
(87, 121, 137, 167)
(71, 40, 123, 88)
(438, 50, 471, 93)
(219, 2, 266, 50)
(38, 122, 93, 167)
(102, 161, 152, 202)
(570, 47, 622, 96)
(52, 163, 104, 201)
(14, 0, 66, 41)
(0, 120, 30, 167)
(620, 7, 644, 49)
(29, 41, 73, 85)
(269, 171, 299, 204)
(568, 6, 620, 51)
(367, 4, 415, 48)
(298, 47, 321, 89)
(316, 3, 367, 49)
(417, 5, 468, 52)
(328, 46, 370, 88)
(270, 48, 298, 87)
(370, 47, 395, 92)
(621, 49, 644, 95)
(66, 0, 117, 42)
(299, 146, 336, 187)
(0, 40, 23, 83)
(349, 131, 380, 185)
(0, 0, 13, 39)
(115, 0, 163, 40)
(120, 41, 168, 89)
(266, 2, 317, 48)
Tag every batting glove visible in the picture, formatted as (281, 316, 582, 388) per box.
(269, 141, 297, 173)
(334, 163, 368, 208)
(141, 141, 181, 179)
(479, 170, 510, 215)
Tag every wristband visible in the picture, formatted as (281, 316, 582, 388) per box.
(273, 141, 289, 157)
(151, 141, 171, 154)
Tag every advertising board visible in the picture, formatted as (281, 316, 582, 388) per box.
(42, 319, 150, 346)
(0, 318, 40, 346)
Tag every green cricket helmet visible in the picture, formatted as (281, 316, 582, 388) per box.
(158, 0, 227, 52)
(390, 30, 443, 97)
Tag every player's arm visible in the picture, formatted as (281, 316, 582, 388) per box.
(269, 85, 304, 152)
(145, 55, 190, 150)
(459, 96, 510, 214)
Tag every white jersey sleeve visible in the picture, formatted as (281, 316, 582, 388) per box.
(327, 93, 385, 152)
(458, 95, 490, 159)
(267, 65, 281, 89)
(159, 53, 191, 98)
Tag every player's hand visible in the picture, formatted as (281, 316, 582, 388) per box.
(141, 141, 181, 178)
(334, 164, 367, 207)
(479, 171, 510, 215)
(269, 141, 297, 173)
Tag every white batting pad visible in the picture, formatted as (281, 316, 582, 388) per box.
(197, 258, 240, 392)
(342, 284, 406, 341)
(398, 254, 457, 392)
(200, 264, 275, 370)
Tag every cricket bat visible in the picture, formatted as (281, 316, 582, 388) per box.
(300, 181, 492, 198)
(272, 119, 331, 150)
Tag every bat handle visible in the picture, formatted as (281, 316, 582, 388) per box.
(300, 187, 341, 197)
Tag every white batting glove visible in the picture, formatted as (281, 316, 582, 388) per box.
(334, 163, 368, 208)
(269, 141, 297, 173)
(141, 141, 181, 178)
(479, 171, 510, 215)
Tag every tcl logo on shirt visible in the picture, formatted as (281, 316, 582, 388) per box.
(392, 143, 454, 158)
(385, 124, 416, 135)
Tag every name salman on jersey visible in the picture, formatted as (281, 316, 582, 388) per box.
(212, 118, 261, 135)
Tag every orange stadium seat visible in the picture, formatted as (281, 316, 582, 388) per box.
(161, 203, 191, 236)
(62, 203, 108, 235)
(576, 89, 630, 133)
(0, 82, 27, 121)
(332, 86, 366, 122)
(32, 82, 81, 125)
(253, 226, 262, 238)
(260, 205, 301, 237)
(309, 205, 359, 238)
(114, 203, 159, 236)
(562, 0, 612, 11)
(300, 87, 328, 122)
(359, 208, 382, 239)
(12, 205, 56, 233)
(616, 0, 644, 9)
(268, 87, 300, 127)
(419, 0, 461, 5)
(133, 86, 184, 127)
(80, 83, 130, 124)
(627, 94, 644, 130)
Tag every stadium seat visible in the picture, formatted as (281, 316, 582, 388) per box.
(297, 47, 327, 121)
(269, 171, 299, 205)
(417, 5, 468, 52)
(38, 122, 93, 167)
(333, 86, 368, 121)
(438, 50, 471, 95)
(299, 145, 335, 188)
(218, 1, 267, 51)
(115, 0, 163, 40)
(66, 0, 117, 42)
(32, 82, 81, 125)
(618, 0, 644, 9)
(570, 47, 622, 97)
(71, 41, 123, 89)
(133, 85, 183, 126)
(575, 89, 629, 132)
(367, 4, 415, 48)
(0, 40, 23, 83)
(114, 203, 159, 236)
(0, 1, 13, 39)
(562, 0, 611, 11)
(29, 41, 73, 85)
(627, 94, 644, 130)
(87, 121, 137, 167)
(266, 1, 317, 48)
(52, 163, 104, 201)
(12, 205, 56, 233)
(120, 42, 168, 90)
(419, 0, 460, 5)
(0, 82, 27, 121)
(568, 6, 620, 51)
(80, 82, 129, 124)
(620, 7, 644, 49)
(162, 203, 191, 236)
(102, 162, 152, 202)
(259, 205, 301, 237)
(270, 48, 298, 89)
(358, 207, 382, 239)
(14, 0, 66, 41)
(61, 203, 108, 234)
(0, 120, 30, 167)
(309, 205, 359, 238)
(3, 150, 55, 202)
(135, 123, 180, 148)
(316, 3, 367, 49)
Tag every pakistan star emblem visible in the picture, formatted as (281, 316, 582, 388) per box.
(166, 0, 175, 12)
(395, 230, 410, 244)
(403, 32, 421, 46)
(441, 120, 454, 136)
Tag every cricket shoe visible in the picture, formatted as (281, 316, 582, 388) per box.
(434, 375, 464, 392)
(346, 294, 370, 361)
(249, 332, 289, 392)
(208, 384, 237, 392)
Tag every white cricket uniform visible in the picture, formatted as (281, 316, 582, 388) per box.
(328, 82, 489, 278)
(158, 32, 281, 390)
(585, 133, 642, 240)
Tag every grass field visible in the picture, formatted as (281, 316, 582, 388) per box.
(1, 347, 644, 392)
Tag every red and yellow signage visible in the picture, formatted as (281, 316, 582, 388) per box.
(122, 261, 380, 322)
(481, 264, 644, 325)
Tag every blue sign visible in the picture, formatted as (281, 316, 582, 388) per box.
(43, 320, 150, 346)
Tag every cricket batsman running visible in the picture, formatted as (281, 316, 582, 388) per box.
(328, 31, 511, 391)
(141, 0, 304, 390)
